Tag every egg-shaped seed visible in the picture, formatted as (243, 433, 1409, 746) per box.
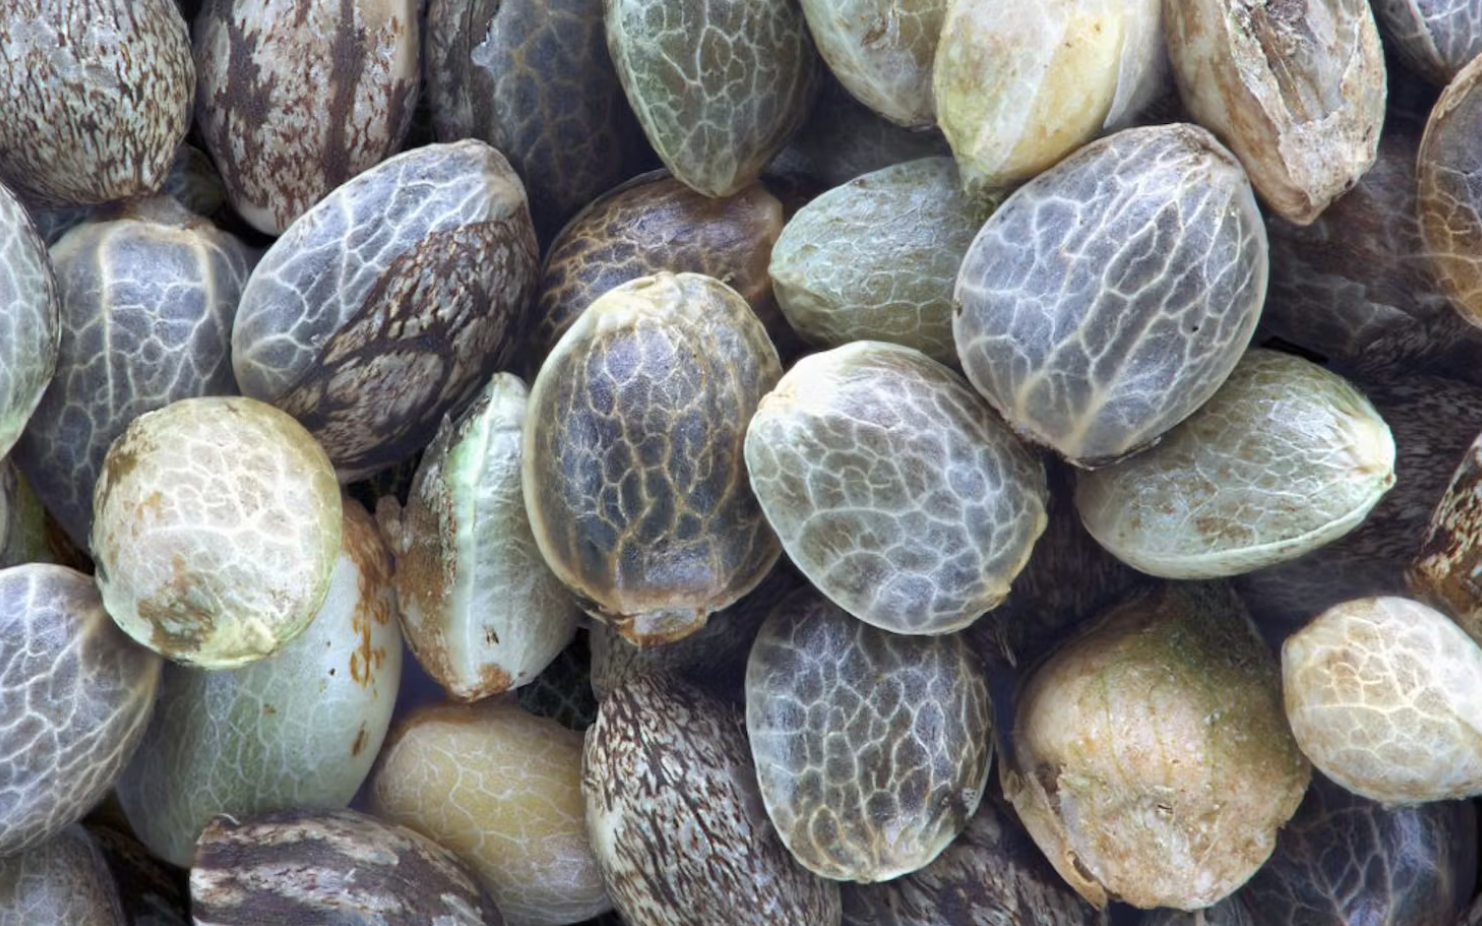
(377, 373, 582, 701)
(1165, 0, 1386, 225)
(1075, 349, 1396, 579)
(932, 0, 1167, 198)
(584, 672, 842, 926)
(0, 826, 126, 926)
(90, 396, 343, 669)
(0, 565, 162, 857)
(769, 157, 987, 366)
(530, 172, 786, 369)
(1240, 772, 1477, 926)
(838, 791, 1108, 926)
(1411, 429, 1482, 644)
(746, 340, 1047, 635)
(231, 140, 540, 483)
(1282, 595, 1482, 805)
(112, 497, 399, 867)
(1004, 581, 1310, 911)
(368, 697, 609, 926)
(0, 0, 193, 207)
(0, 182, 59, 461)
(14, 196, 251, 551)
(605, 0, 818, 198)
(800, 0, 945, 129)
(745, 587, 994, 882)
(524, 272, 782, 645)
(190, 808, 503, 926)
(423, 0, 651, 244)
(192, 0, 419, 235)
(953, 123, 1268, 468)
(1418, 53, 1482, 331)
(1372, 0, 1482, 87)
(768, 71, 953, 190)
(1236, 373, 1482, 641)
(1257, 107, 1482, 386)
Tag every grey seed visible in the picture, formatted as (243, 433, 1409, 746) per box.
(0, 826, 126, 926)
(0, 182, 60, 462)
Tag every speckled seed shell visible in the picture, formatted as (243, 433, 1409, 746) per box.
(1075, 350, 1396, 579)
(1373, 0, 1482, 86)
(423, 0, 650, 243)
(0, 565, 162, 857)
(839, 792, 1109, 926)
(90, 396, 343, 669)
(1164, 0, 1386, 225)
(1240, 772, 1477, 926)
(932, 0, 1167, 196)
(1419, 53, 1482, 331)
(1257, 108, 1482, 385)
(1282, 596, 1482, 805)
(0, 826, 126, 926)
(605, 0, 818, 198)
(14, 196, 251, 551)
(377, 373, 581, 701)
(769, 157, 984, 366)
(800, 0, 945, 128)
(369, 700, 609, 926)
(523, 272, 783, 645)
(1004, 582, 1310, 910)
(583, 672, 842, 926)
(531, 172, 786, 367)
(231, 140, 540, 482)
(953, 123, 1267, 468)
(192, 0, 419, 235)
(113, 497, 400, 868)
(745, 588, 994, 882)
(0, 182, 59, 461)
(1411, 431, 1482, 644)
(1235, 374, 1482, 641)
(190, 808, 503, 926)
(0, 0, 193, 207)
(746, 340, 1048, 635)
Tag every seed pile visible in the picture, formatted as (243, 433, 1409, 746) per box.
(6, 0, 1482, 923)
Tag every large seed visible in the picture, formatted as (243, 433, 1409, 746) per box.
(0, 181, 59, 461)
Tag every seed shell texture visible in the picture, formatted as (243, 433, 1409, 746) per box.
(1075, 349, 1396, 579)
(0, 0, 194, 207)
(583, 672, 843, 926)
(0, 181, 59, 461)
(113, 497, 401, 868)
(14, 196, 251, 551)
(90, 396, 344, 669)
(1003, 581, 1310, 910)
(0, 826, 126, 926)
(1372, 0, 1482, 86)
(190, 808, 504, 926)
(746, 340, 1047, 634)
(1239, 772, 1477, 926)
(231, 140, 540, 482)
(953, 122, 1268, 468)
(423, 0, 651, 243)
(523, 272, 783, 645)
(368, 698, 610, 926)
(0, 564, 162, 857)
(192, 0, 420, 235)
(838, 792, 1109, 926)
(1282, 595, 1482, 805)
(745, 587, 995, 882)
(605, 0, 819, 197)
(379, 372, 582, 701)
(769, 157, 984, 367)
(1411, 429, 1482, 644)
(800, 0, 946, 129)
(1164, 0, 1387, 225)
(932, 0, 1168, 196)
